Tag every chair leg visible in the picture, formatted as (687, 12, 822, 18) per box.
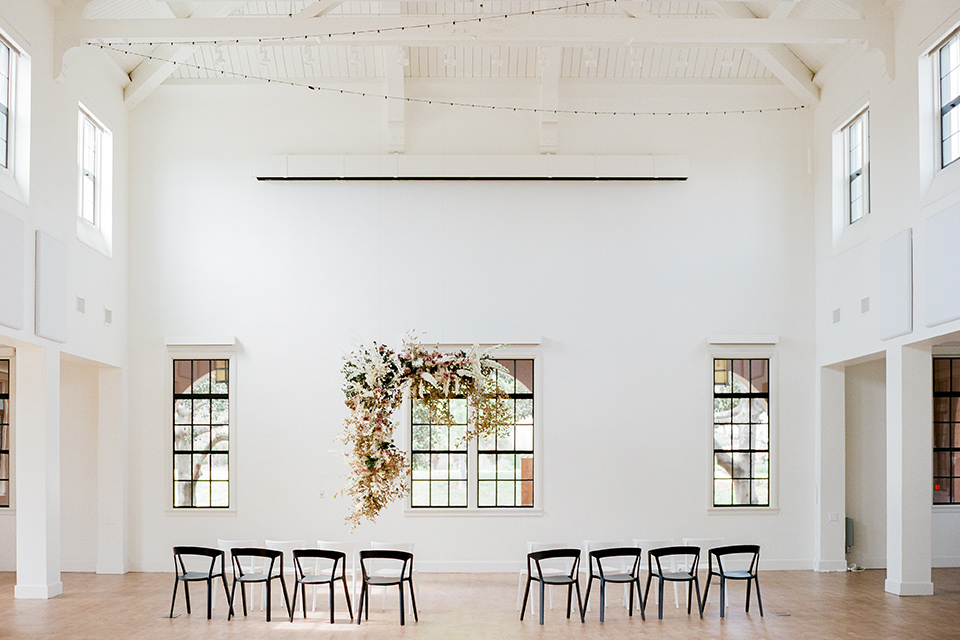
(265, 581, 272, 622)
(538, 581, 545, 625)
(289, 581, 299, 623)
(702, 572, 713, 615)
(356, 584, 364, 625)
(280, 577, 292, 620)
(408, 577, 419, 622)
(342, 576, 354, 621)
(519, 578, 532, 621)
(398, 583, 405, 626)
(720, 576, 726, 618)
(328, 582, 335, 623)
(658, 579, 664, 620)
(574, 580, 584, 623)
(240, 582, 248, 617)
(694, 577, 703, 619)
(583, 575, 593, 616)
(687, 580, 693, 614)
(566, 583, 573, 619)
(221, 575, 232, 619)
(599, 581, 605, 623)
(754, 576, 763, 616)
(304, 584, 310, 619)
(169, 578, 180, 618)
(184, 582, 191, 615)
(206, 579, 213, 620)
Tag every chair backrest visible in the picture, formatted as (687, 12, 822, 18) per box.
(231, 547, 282, 579)
(265, 539, 306, 575)
(173, 546, 224, 577)
(369, 541, 415, 576)
(584, 539, 625, 574)
(526, 541, 568, 575)
(527, 548, 580, 580)
(709, 544, 760, 575)
(588, 547, 642, 578)
(680, 537, 723, 571)
(293, 549, 345, 581)
(633, 538, 676, 572)
(219, 538, 258, 571)
(317, 540, 356, 577)
(648, 545, 700, 577)
(359, 549, 414, 582)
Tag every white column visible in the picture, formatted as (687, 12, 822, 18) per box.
(885, 344, 934, 595)
(97, 366, 127, 574)
(815, 364, 847, 571)
(14, 345, 62, 598)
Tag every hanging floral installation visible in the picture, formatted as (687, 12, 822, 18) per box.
(339, 335, 513, 527)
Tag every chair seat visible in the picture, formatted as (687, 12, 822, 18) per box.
(298, 574, 335, 585)
(541, 576, 577, 586)
(719, 570, 754, 579)
(662, 572, 695, 581)
(594, 573, 634, 583)
(180, 571, 219, 581)
(237, 573, 269, 582)
(366, 576, 404, 586)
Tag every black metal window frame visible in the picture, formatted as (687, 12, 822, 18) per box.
(172, 358, 230, 508)
(411, 397, 469, 508)
(0, 358, 9, 508)
(713, 358, 771, 508)
(477, 358, 534, 508)
(940, 31, 960, 169)
(933, 357, 960, 504)
(409, 357, 535, 509)
(845, 109, 869, 225)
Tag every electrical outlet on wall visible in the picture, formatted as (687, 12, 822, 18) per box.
(319, 490, 325, 499)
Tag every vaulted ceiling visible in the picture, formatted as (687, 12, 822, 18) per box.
(53, 0, 896, 151)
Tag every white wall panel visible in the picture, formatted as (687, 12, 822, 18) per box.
(34, 232, 68, 344)
(877, 229, 913, 341)
(924, 204, 960, 328)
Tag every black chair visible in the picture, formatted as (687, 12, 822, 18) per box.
(357, 549, 418, 626)
(584, 547, 645, 622)
(169, 546, 231, 620)
(702, 544, 763, 618)
(228, 547, 291, 622)
(520, 548, 585, 625)
(290, 549, 353, 623)
(643, 545, 703, 620)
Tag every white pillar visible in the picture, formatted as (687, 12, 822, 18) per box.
(816, 364, 847, 571)
(97, 366, 126, 574)
(14, 345, 62, 598)
(885, 344, 934, 595)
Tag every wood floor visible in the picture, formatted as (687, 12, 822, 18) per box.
(2, 568, 960, 639)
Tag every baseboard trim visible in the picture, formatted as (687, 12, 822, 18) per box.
(15, 582, 63, 599)
(816, 560, 848, 572)
(884, 579, 935, 596)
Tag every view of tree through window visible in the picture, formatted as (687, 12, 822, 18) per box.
(714, 358, 770, 507)
(0, 359, 9, 508)
(411, 358, 534, 508)
(173, 359, 229, 508)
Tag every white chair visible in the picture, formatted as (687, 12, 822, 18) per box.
(369, 541, 417, 614)
(680, 537, 724, 611)
(314, 540, 358, 613)
(582, 539, 626, 611)
(633, 538, 677, 607)
(216, 538, 258, 610)
(516, 541, 568, 613)
(263, 539, 306, 611)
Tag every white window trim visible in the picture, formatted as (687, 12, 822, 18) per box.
(920, 16, 960, 206)
(0, 26, 29, 207)
(164, 341, 238, 515)
(76, 103, 113, 258)
(0, 347, 14, 515)
(402, 344, 543, 517)
(707, 344, 780, 515)
(831, 99, 872, 256)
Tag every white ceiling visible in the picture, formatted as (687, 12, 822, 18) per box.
(67, 0, 889, 116)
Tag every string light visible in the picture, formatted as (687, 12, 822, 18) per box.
(93, 42, 806, 118)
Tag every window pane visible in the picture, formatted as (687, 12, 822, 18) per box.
(173, 358, 229, 508)
(714, 358, 769, 506)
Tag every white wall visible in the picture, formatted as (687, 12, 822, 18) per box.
(845, 358, 886, 569)
(60, 358, 98, 571)
(813, 0, 960, 570)
(0, 0, 129, 573)
(126, 80, 817, 571)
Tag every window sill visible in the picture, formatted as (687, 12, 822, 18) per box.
(76, 218, 111, 258)
(932, 504, 960, 513)
(164, 508, 237, 517)
(0, 507, 14, 515)
(707, 506, 779, 515)
(922, 158, 960, 211)
(404, 508, 543, 517)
